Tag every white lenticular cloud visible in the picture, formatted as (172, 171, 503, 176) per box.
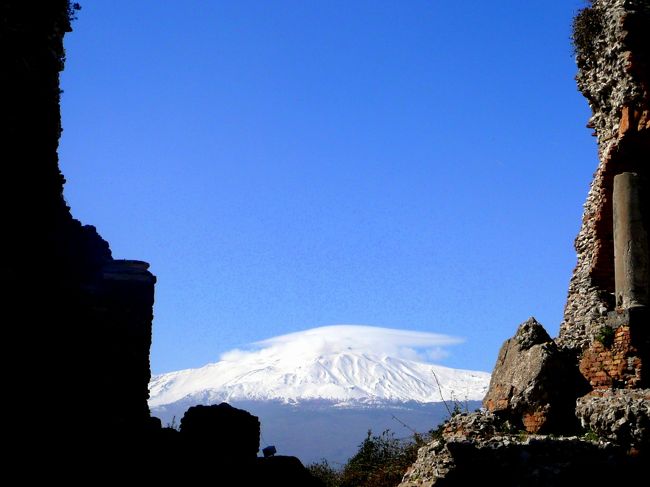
(220, 324, 463, 363)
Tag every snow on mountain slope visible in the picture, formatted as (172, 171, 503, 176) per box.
(150, 325, 490, 407)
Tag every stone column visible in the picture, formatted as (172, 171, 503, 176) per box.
(613, 172, 649, 308)
(101, 259, 157, 428)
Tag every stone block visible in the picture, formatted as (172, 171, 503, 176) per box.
(484, 318, 587, 433)
(179, 403, 261, 459)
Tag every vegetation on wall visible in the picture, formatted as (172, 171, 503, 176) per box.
(595, 324, 615, 348)
(572, 1, 603, 64)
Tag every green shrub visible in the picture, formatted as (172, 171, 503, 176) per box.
(339, 429, 428, 487)
(572, 1, 603, 60)
(307, 426, 442, 487)
(307, 459, 342, 487)
(595, 325, 615, 348)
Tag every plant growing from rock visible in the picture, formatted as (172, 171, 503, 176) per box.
(595, 324, 615, 348)
(572, 0, 603, 61)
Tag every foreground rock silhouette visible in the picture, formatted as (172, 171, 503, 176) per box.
(180, 403, 261, 460)
(3, 2, 320, 483)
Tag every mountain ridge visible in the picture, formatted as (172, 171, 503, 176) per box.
(150, 326, 490, 408)
(148, 326, 491, 462)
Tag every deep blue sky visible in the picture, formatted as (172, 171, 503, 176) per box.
(60, 0, 595, 374)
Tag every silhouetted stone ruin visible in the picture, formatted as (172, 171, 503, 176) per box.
(180, 403, 261, 460)
(4, 2, 319, 483)
(400, 1, 649, 484)
(168, 404, 320, 485)
(5, 0, 156, 441)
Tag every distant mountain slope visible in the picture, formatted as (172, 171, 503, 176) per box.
(152, 399, 483, 464)
(150, 325, 490, 407)
(149, 325, 490, 463)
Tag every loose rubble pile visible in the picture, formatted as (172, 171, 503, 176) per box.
(576, 388, 650, 446)
(401, 411, 643, 487)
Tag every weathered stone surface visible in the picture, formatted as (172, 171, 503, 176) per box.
(399, 412, 496, 486)
(442, 411, 504, 441)
(560, 0, 650, 351)
(400, 411, 645, 487)
(579, 307, 648, 389)
(400, 432, 644, 487)
(483, 318, 585, 433)
(613, 172, 649, 308)
(576, 389, 650, 446)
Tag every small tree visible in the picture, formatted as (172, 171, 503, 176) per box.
(307, 427, 441, 487)
(339, 430, 418, 487)
(306, 459, 341, 487)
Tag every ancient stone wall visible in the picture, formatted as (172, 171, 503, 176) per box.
(579, 307, 648, 390)
(400, 3, 649, 484)
(559, 0, 650, 350)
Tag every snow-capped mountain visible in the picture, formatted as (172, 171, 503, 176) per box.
(149, 325, 490, 407)
(149, 325, 491, 463)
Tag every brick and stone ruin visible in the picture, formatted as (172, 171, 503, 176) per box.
(400, 1, 649, 485)
(4, 1, 319, 483)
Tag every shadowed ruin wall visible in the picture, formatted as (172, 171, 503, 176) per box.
(4, 0, 156, 437)
(559, 0, 649, 351)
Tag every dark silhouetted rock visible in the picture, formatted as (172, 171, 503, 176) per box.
(5, 0, 157, 447)
(180, 403, 261, 459)
(254, 456, 323, 487)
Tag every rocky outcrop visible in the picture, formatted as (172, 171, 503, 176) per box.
(576, 388, 650, 447)
(399, 411, 644, 487)
(559, 0, 650, 351)
(483, 318, 586, 433)
(179, 403, 261, 459)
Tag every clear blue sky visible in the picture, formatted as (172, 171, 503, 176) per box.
(59, 0, 595, 374)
